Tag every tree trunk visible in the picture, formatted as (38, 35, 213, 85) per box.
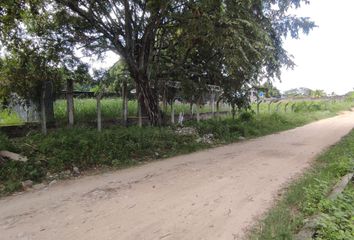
(66, 79, 75, 127)
(135, 74, 161, 126)
(136, 88, 143, 127)
(231, 103, 236, 120)
(40, 83, 47, 135)
(216, 99, 221, 119)
(97, 93, 102, 132)
(257, 101, 261, 114)
(138, 101, 142, 127)
(122, 81, 128, 126)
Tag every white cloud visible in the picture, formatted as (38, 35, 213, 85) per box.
(276, 0, 354, 95)
(82, 51, 120, 72)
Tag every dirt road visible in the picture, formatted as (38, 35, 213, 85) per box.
(1, 111, 354, 240)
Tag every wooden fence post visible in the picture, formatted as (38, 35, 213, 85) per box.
(257, 100, 262, 114)
(276, 102, 282, 112)
(122, 82, 128, 126)
(138, 101, 142, 127)
(291, 103, 296, 112)
(40, 83, 47, 135)
(284, 102, 290, 112)
(268, 101, 273, 113)
(67, 79, 75, 127)
(196, 100, 200, 123)
(97, 93, 103, 132)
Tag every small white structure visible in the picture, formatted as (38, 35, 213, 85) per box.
(8, 94, 40, 122)
(178, 112, 184, 125)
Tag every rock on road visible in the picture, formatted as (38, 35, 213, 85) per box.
(1, 111, 354, 240)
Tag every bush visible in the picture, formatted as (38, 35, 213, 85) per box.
(301, 178, 330, 215)
(0, 109, 23, 126)
(0, 126, 206, 195)
(239, 111, 255, 122)
(24, 127, 202, 171)
(315, 185, 354, 240)
(0, 132, 16, 151)
(1, 101, 353, 196)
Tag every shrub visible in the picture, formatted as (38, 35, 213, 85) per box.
(239, 111, 255, 122)
(315, 185, 354, 240)
(0, 109, 23, 126)
(0, 132, 16, 151)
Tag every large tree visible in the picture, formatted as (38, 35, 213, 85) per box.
(53, 0, 315, 125)
(151, 0, 314, 107)
(1, 0, 315, 125)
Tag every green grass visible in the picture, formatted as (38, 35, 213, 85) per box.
(314, 183, 354, 240)
(0, 109, 23, 126)
(54, 98, 229, 123)
(2, 97, 351, 126)
(251, 99, 354, 114)
(249, 129, 354, 240)
(54, 98, 139, 123)
(1, 98, 353, 196)
(0, 99, 353, 196)
(0, 126, 207, 195)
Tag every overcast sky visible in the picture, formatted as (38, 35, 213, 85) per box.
(90, 0, 354, 95)
(276, 0, 354, 95)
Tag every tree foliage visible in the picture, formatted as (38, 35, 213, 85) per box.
(1, 0, 316, 125)
(284, 87, 327, 98)
(0, 42, 62, 103)
(105, 60, 134, 94)
(0, 0, 89, 102)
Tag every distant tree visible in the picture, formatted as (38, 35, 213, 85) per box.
(284, 87, 313, 98)
(61, 62, 92, 127)
(106, 60, 133, 94)
(258, 82, 281, 98)
(0, 42, 62, 134)
(310, 89, 327, 98)
(283, 89, 298, 97)
(222, 85, 251, 120)
(345, 91, 354, 101)
(106, 60, 134, 126)
(0, 0, 92, 129)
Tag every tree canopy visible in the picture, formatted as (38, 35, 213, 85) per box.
(0, 0, 316, 125)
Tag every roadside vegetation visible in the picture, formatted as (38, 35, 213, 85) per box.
(314, 183, 354, 240)
(0, 1, 351, 238)
(0, 1, 316, 129)
(1, 99, 353, 196)
(2, 96, 351, 127)
(0, 108, 23, 126)
(54, 98, 228, 124)
(0, 98, 229, 126)
(249, 128, 354, 240)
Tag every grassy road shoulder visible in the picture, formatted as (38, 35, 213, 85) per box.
(0, 103, 353, 196)
(249, 128, 354, 240)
